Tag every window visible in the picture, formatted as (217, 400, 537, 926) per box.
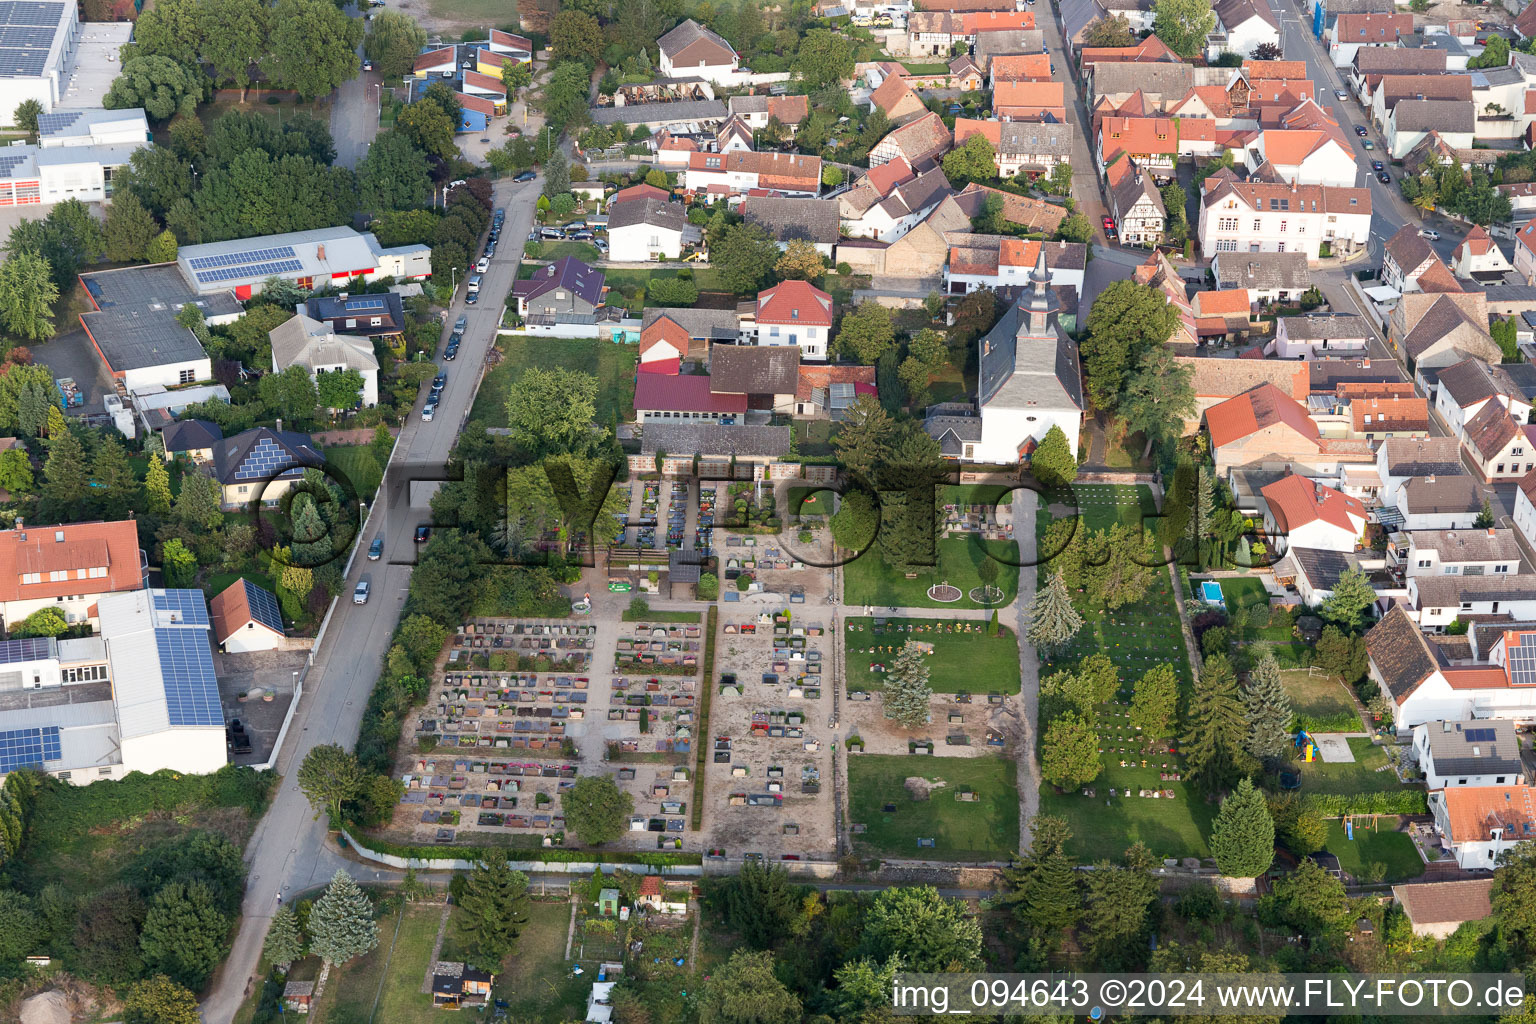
(1459, 779, 1468, 786)
(238, 485, 248, 494)
(1417, 559, 1432, 567)
(20, 573, 38, 584)
(88, 566, 105, 579)
(1498, 463, 1506, 474)
(370, 317, 382, 327)
(1443, 566, 1459, 574)
(1216, 240, 1237, 252)
(1499, 777, 1507, 784)
(1253, 219, 1262, 231)
(1279, 220, 1287, 233)
(346, 318, 357, 328)
(1517, 448, 1526, 456)
(49, 571, 65, 582)
(179, 369, 195, 384)
(98, 767, 111, 776)
(1277, 243, 1286, 253)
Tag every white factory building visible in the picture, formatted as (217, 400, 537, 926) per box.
(0, 106, 149, 207)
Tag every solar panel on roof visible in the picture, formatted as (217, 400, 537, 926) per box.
(154, 589, 210, 627)
(1510, 644, 1536, 687)
(234, 436, 308, 482)
(343, 297, 386, 311)
(0, 725, 59, 773)
(0, 152, 31, 177)
(0, 636, 49, 664)
(186, 246, 299, 271)
(243, 580, 284, 634)
(194, 260, 303, 284)
(1464, 727, 1496, 742)
(154, 627, 221, 727)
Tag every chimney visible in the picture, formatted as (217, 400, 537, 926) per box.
(317, 244, 326, 260)
(339, 291, 349, 301)
(276, 418, 283, 433)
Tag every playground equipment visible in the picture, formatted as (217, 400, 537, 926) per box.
(1296, 729, 1319, 763)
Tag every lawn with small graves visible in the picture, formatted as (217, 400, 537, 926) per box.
(843, 616, 1021, 694)
(848, 753, 1019, 861)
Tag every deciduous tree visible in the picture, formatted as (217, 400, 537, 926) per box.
(1081, 280, 1179, 412)
(774, 238, 824, 281)
(837, 301, 897, 364)
(941, 132, 997, 185)
(561, 775, 633, 846)
(1154, 0, 1217, 57)
(297, 743, 363, 821)
(123, 975, 201, 1024)
(864, 885, 983, 970)
(364, 10, 428, 78)
(713, 223, 781, 295)
(1120, 347, 1196, 458)
(698, 950, 802, 1024)
(265, 0, 362, 101)
(1130, 663, 1179, 737)
(506, 366, 600, 458)
(792, 28, 855, 88)
(357, 129, 432, 213)
(200, 0, 268, 96)
(1270, 857, 1349, 934)
(104, 56, 203, 121)
(1042, 712, 1100, 790)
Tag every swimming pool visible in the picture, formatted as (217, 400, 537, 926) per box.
(1200, 581, 1225, 606)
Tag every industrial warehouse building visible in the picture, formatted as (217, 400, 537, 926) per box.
(177, 226, 431, 300)
(0, 106, 149, 207)
(0, 0, 79, 119)
(0, 590, 228, 783)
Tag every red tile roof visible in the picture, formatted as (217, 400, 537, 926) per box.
(639, 316, 690, 369)
(638, 874, 662, 896)
(1261, 473, 1366, 534)
(613, 184, 671, 206)
(757, 280, 833, 326)
(1442, 785, 1536, 843)
(1247, 60, 1309, 79)
(634, 374, 747, 414)
(989, 53, 1052, 82)
(1192, 289, 1251, 317)
(210, 577, 283, 644)
(0, 520, 143, 605)
(1352, 395, 1428, 432)
(862, 156, 916, 197)
(461, 70, 506, 95)
(413, 46, 455, 71)
(1205, 381, 1319, 448)
(993, 80, 1066, 117)
(962, 10, 1035, 32)
(796, 363, 876, 401)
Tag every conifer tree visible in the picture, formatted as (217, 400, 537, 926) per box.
(145, 442, 173, 517)
(174, 472, 224, 530)
(1026, 572, 1083, 653)
(1242, 649, 1293, 766)
(92, 436, 139, 518)
(455, 859, 530, 973)
(43, 403, 67, 441)
(41, 427, 88, 511)
(307, 870, 378, 967)
(262, 906, 305, 970)
(1209, 777, 1275, 878)
(1182, 654, 1251, 795)
(882, 641, 933, 728)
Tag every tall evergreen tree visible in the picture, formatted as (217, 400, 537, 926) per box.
(1208, 778, 1275, 878)
(1001, 815, 1082, 937)
(1030, 424, 1077, 488)
(1182, 654, 1251, 795)
(92, 436, 140, 518)
(262, 906, 305, 969)
(41, 428, 88, 512)
(174, 472, 224, 530)
(883, 641, 932, 728)
(1081, 859, 1158, 970)
(1026, 572, 1083, 653)
(1243, 649, 1293, 766)
(145, 442, 173, 517)
(455, 859, 529, 973)
(307, 870, 378, 967)
(1320, 566, 1377, 630)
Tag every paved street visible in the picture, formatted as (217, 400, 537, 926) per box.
(201, 173, 543, 1024)
(1040, 7, 1108, 244)
(332, 70, 383, 170)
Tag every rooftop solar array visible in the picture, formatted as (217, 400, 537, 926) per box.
(343, 296, 386, 312)
(0, 151, 32, 177)
(0, 2, 65, 78)
(194, 259, 303, 284)
(187, 245, 298, 271)
(1465, 728, 1497, 742)
(34, 109, 80, 134)
(0, 725, 60, 773)
(154, 627, 221, 727)
(1509, 643, 1536, 687)
(154, 589, 210, 627)
(243, 580, 284, 634)
(234, 436, 307, 481)
(0, 636, 51, 665)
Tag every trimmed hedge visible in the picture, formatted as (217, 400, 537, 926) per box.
(1293, 711, 1363, 733)
(1299, 790, 1427, 816)
(344, 827, 703, 867)
(692, 605, 718, 831)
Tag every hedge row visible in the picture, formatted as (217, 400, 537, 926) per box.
(691, 605, 719, 832)
(1293, 712, 1364, 733)
(1299, 790, 1427, 816)
(344, 827, 703, 867)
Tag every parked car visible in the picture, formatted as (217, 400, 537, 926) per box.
(368, 538, 383, 560)
(540, 227, 562, 240)
(454, 314, 467, 331)
(476, 256, 490, 273)
(1371, 160, 1384, 171)
(594, 239, 609, 252)
(1419, 228, 1440, 240)
(362, 59, 373, 70)
(422, 401, 437, 420)
(1354, 125, 1368, 136)
(570, 230, 594, 241)
(1335, 89, 1348, 99)
(514, 170, 536, 182)
(1362, 140, 1374, 150)
(445, 340, 459, 361)
(415, 525, 432, 543)
(1377, 171, 1391, 184)
(1101, 215, 1116, 236)
(432, 372, 446, 393)
(353, 578, 370, 604)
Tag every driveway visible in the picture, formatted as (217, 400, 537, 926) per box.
(31, 327, 116, 414)
(200, 174, 544, 1024)
(332, 69, 381, 170)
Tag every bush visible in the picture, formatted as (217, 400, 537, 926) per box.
(836, 261, 852, 275)
(1299, 791, 1427, 816)
(1174, 882, 1224, 922)
(629, 596, 650, 617)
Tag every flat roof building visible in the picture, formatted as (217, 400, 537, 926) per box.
(177, 226, 431, 300)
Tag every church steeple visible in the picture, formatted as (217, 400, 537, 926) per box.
(1022, 247, 1058, 338)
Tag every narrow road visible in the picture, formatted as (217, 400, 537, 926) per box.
(201, 174, 545, 1024)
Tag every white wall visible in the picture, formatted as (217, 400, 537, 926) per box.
(975, 405, 1080, 465)
(1, 593, 114, 630)
(757, 322, 827, 360)
(1414, 727, 1525, 789)
(608, 223, 683, 261)
(122, 358, 212, 393)
(222, 620, 284, 654)
(120, 727, 227, 776)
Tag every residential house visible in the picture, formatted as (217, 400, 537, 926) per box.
(1430, 783, 1536, 868)
(1377, 436, 1463, 507)
(511, 258, 607, 320)
(684, 151, 823, 197)
(989, 53, 1053, 86)
(1383, 224, 1448, 292)
(950, 183, 1069, 235)
(949, 54, 985, 91)
(657, 20, 739, 83)
(637, 312, 722, 374)
(1393, 879, 1494, 938)
(838, 165, 952, 242)
(869, 113, 953, 170)
(301, 292, 407, 344)
(607, 198, 688, 262)
(1393, 291, 1503, 371)
(1097, 116, 1182, 179)
(1198, 173, 1373, 260)
(1101, 0, 1157, 30)
(1243, 127, 1359, 188)
(726, 94, 810, 131)
(209, 577, 286, 654)
(268, 314, 379, 408)
(1349, 394, 1429, 440)
(1349, 47, 1448, 99)
(1107, 160, 1166, 245)
(0, 520, 144, 631)
(953, 118, 1074, 178)
(1261, 472, 1367, 553)
(1271, 313, 1372, 358)
(1330, 12, 1413, 66)
(794, 364, 878, 419)
(1434, 359, 1536, 442)
(993, 80, 1067, 121)
(869, 74, 929, 125)
(1207, 0, 1281, 59)
(1499, 181, 1536, 215)
(1087, 61, 1196, 107)
(834, 194, 973, 281)
(925, 250, 1083, 462)
(714, 115, 754, 154)
(432, 962, 493, 1009)
(1079, 34, 1182, 70)
(1415, 719, 1525, 789)
(1272, 546, 1389, 606)
(612, 184, 671, 206)
(943, 239, 1087, 295)
(1461, 401, 1533, 482)
(1176, 356, 1310, 433)
(708, 345, 801, 416)
(749, 280, 834, 360)
(1212, 251, 1313, 302)
(1452, 226, 1514, 280)
(974, 28, 1046, 65)
(1205, 381, 1374, 474)
(1398, 473, 1484, 531)
(742, 197, 841, 257)
(162, 420, 222, 464)
(1369, 73, 1476, 154)
(1396, 528, 1522, 581)
(908, 11, 965, 55)
(210, 427, 325, 510)
(1513, 221, 1536, 285)
(1190, 288, 1252, 340)
(1411, 575, 1536, 628)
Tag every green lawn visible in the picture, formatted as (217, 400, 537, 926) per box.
(496, 901, 590, 1023)
(323, 444, 384, 501)
(792, 419, 841, 458)
(844, 616, 1021, 693)
(1069, 482, 1160, 532)
(902, 62, 951, 74)
(601, 265, 728, 293)
(1039, 776, 1217, 863)
(1216, 576, 1293, 641)
(426, 0, 515, 27)
(843, 536, 1020, 610)
(1323, 820, 1424, 883)
(1297, 737, 1394, 797)
(1282, 669, 1362, 732)
(621, 609, 701, 623)
(372, 903, 447, 1022)
(534, 240, 602, 262)
(788, 487, 833, 516)
(469, 336, 638, 428)
(849, 753, 1020, 861)
(944, 484, 1015, 507)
